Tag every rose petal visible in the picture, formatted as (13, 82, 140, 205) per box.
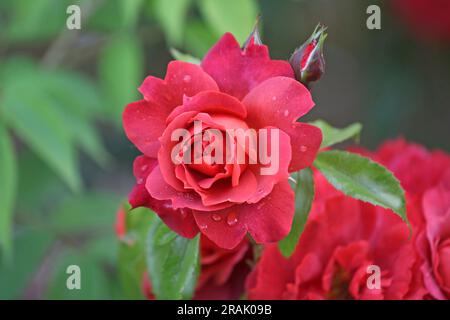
(202, 33, 294, 100)
(246, 127, 291, 203)
(242, 180, 295, 243)
(193, 208, 247, 250)
(146, 165, 232, 211)
(285, 122, 322, 172)
(242, 76, 315, 129)
(139, 60, 218, 112)
(167, 91, 247, 123)
(123, 100, 167, 157)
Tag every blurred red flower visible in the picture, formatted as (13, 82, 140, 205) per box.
(246, 171, 416, 299)
(123, 33, 322, 249)
(247, 139, 450, 300)
(368, 139, 450, 299)
(391, 0, 450, 43)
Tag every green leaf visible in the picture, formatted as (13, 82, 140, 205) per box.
(98, 35, 144, 122)
(5, 0, 69, 43)
(1, 77, 81, 192)
(310, 119, 362, 148)
(278, 168, 314, 257)
(184, 20, 217, 58)
(120, 0, 144, 29)
(170, 48, 201, 64)
(199, 0, 258, 43)
(0, 124, 17, 261)
(117, 205, 156, 299)
(46, 250, 112, 300)
(147, 218, 200, 300)
(0, 228, 54, 299)
(152, 0, 192, 45)
(314, 150, 407, 223)
(49, 193, 120, 233)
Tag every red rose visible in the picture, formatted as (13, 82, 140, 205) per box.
(142, 236, 252, 300)
(123, 33, 322, 249)
(247, 170, 416, 299)
(391, 0, 450, 43)
(369, 139, 450, 299)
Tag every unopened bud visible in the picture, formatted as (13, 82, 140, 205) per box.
(289, 24, 327, 87)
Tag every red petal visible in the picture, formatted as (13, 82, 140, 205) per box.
(139, 61, 218, 113)
(193, 208, 247, 250)
(242, 76, 315, 129)
(242, 180, 295, 243)
(167, 91, 247, 123)
(146, 165, 232, 211)
(202, 33, 294, 100)
(285, 123, 322, 172)
(128, 156, 158, 208)
(145, 197, 199, 238)
(123, 100, 167, 157)
(246, 127, 291, 203)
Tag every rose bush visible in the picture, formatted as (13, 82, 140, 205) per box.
(367, 139, 450, 299)
(246, 170, 416, 300)
(123, 33, 322, 249)
(247, 139, 450, 300)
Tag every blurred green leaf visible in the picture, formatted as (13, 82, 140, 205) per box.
(120, 0, 144, 29)
(152, 0, 192, 46)
(98, 35, 144, 122)
(46, 250, 112, 300)
(314, 150, 408, 224)
(310, 119, 362, 148)
(0, 228, 54, 299)
(170, 48, 201, 64)
(184, 20, 217, 58)
(199, 0, 258, 43)
(49, 193, 120, 233)
(147, 218, 200, 300)
(1, 77, 81, 192)
(118, 205, 156, 299)
(0, 123, 17, 261)
(279, 168, 314, 257)
(5, 0, 69, 43)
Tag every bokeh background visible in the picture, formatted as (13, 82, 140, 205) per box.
(0, 0, 449, 299)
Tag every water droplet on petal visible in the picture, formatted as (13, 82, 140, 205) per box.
(183, 75, 192, 83)
(300, 145, 308, 152)
(284, 110, 289, 117)
(272, 96, 277, 101)
(226, 212, 238, 226)
(199, 223, 208, 230)
(211, 213, 222, 222)
(180, 209, 188, 218)
(137, 178, 144, 184)
(141, 164, 148, 172)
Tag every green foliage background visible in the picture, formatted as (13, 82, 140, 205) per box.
(0, 0, 449, 299)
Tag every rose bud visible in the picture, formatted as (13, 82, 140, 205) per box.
(289, 24, 327, 87)
(242, 15, 263, 50)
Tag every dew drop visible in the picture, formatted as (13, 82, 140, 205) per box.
(272, 96, 277, 101)
(180, 208, 188, 218)
(226, 212, 238, 226)
(284, 110, 289, 117)
(300, 145, 308, 152)
(137, 178, 144, 184)
(141, 164, 148, 172)
(199, 223, 208, 230)
(211, 213, 222, 222)
(183, 75, 192, 83)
